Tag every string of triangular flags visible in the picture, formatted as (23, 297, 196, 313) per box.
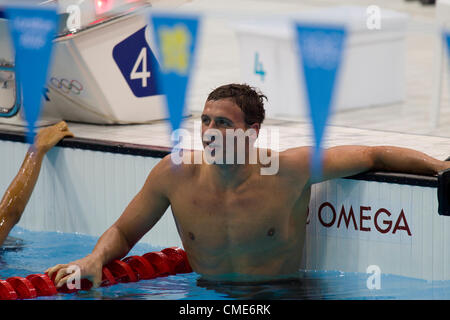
(4, 3, 354, 175)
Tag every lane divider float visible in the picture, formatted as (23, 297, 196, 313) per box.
(0, 247, 192, 300)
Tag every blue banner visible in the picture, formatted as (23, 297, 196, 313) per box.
(445, 32, 450, 64)
(295, 23, 347, 179)
(149, 12, 200, 137)
(6, 5, 58, 145)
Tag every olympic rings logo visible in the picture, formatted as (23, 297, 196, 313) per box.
(50, 77, 83, 95)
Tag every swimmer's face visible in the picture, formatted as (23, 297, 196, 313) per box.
(201, 98, 259, 163)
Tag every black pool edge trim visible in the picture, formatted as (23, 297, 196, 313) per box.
(0, 129, 172, 159)
(0, 129, 438, 188)
(343, 171, 437, 188)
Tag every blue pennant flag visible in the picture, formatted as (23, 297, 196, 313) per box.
(294, 23, 347, 179)
(6, 4, 58, 145)
(445, 32, 450, 66)
(149, 12, 200, 141)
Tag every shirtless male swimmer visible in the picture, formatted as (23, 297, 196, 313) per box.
(47, 84, 450, 287)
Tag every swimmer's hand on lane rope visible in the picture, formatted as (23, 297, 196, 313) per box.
(33, 121, 74, 154)
(45, 254, 104, 289)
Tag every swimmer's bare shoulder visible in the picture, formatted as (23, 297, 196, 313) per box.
(146, 151, 200, 195)
(277, 146, 312, 183)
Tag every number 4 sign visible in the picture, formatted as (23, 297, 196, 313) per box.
(130, 47, 151, 88)
(113, 27, 161, 98)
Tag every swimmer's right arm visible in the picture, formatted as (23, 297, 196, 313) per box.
(46, 155, 173, 289)
(0, 121, 73, 247)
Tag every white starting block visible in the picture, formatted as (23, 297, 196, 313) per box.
(43, 5, 169, 124)
(0, 1, 190, 125)
(234, 6, 409, 119)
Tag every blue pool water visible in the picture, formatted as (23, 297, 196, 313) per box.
(2, 226, 450, 300)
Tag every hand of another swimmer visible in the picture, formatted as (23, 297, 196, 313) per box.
(45, 255, 103, 290)
(33, 120, 74, 154)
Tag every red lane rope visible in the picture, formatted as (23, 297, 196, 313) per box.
(0, 247, 192, 300)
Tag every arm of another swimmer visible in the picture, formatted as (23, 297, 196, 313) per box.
(0, 148, 45, 247)
(47, 155, 172, 289)
(287, 145, 449, 186)
(0, 121, 73, 247)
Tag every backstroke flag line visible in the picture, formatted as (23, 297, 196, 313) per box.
(149, 12, 200, 146)
(444, 31, 450, 84)
(6, 4, 58, 145)
(294, 23, 347, 180)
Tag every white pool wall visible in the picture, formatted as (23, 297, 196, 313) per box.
(0, 140, 182, 248)
(0, 140, 446, 281)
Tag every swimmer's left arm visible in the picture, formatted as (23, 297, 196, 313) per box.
(285, 145, 449, 186)
(320, 145, 450, 183)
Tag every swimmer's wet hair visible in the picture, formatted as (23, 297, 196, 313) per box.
(207, 83, 266, 126)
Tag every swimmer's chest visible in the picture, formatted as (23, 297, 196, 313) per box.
(170, 178, 302, 251)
